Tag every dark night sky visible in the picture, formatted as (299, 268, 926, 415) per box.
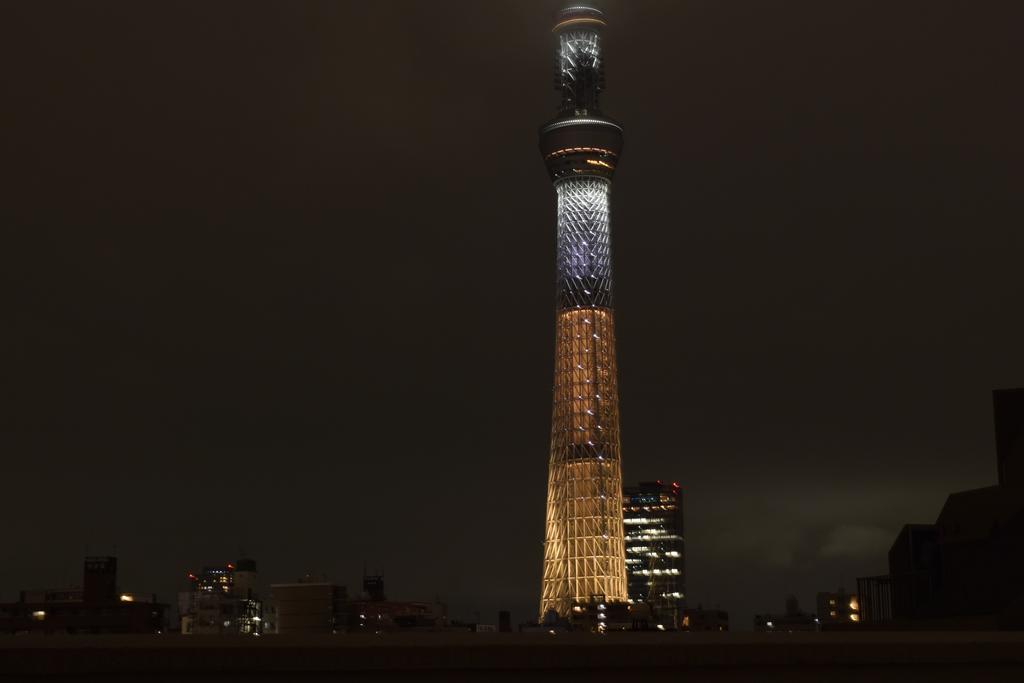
(2, 1, 1022, 628)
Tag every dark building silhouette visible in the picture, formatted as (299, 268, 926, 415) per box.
(623, 481, 685, 628)
(0, 556, 166, 635)
(341, 574, 445, 632)
(935, 485, 1024, 619)
(681, 607, 729, 632)
(889, 524, 941, 619)
(994, 388, 1024, 488)
(754, 596, 819, 632)
(859, 389, 1024, 628)
(83, 556, 118, 603)
(268, 580, 348, 635)
(269, 574, 445, 634)
(362, 574, 385, 602)
(856, 575, 894, 623)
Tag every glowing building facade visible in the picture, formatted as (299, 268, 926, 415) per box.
(539, 5, 629, 620)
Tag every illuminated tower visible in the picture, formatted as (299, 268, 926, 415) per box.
(539, 5, 628, 620)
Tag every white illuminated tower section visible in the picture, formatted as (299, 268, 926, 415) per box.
(539, 5, 628, 620)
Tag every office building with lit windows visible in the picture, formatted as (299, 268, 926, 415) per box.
(538, 4, 630, 622)
(623, 481, 685, 627)
(179, 558, 262, 635)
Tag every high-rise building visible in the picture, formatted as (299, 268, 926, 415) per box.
(179, 558, 262, 635)
(538, 4, 629, 622)
(623, 481, 685, 627)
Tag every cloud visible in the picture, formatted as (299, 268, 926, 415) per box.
(819, 524, 893, 559)
(709, 514, 803, 570)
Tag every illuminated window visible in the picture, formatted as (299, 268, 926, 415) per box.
(32, 610, 46, 621)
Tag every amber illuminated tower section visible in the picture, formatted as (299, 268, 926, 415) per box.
(539, 5, 628, 620)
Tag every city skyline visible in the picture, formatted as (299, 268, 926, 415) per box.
(3, 0, 1023, 630)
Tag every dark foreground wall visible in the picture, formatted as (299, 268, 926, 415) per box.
(2, 632, 1024, 682)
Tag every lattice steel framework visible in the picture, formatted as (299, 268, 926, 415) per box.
(557, 30, 603, 115)
(556, 178, 612, 309)
(538, 4, 627, 622)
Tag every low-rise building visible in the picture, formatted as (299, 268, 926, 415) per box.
(754, 596, 820, 632)
(0, 557, 166, 635)
(269, 580, 348, 634)
(269, 574, 445, 634)
(816, 587, 860, 624)
(681, 607, 729, 631)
